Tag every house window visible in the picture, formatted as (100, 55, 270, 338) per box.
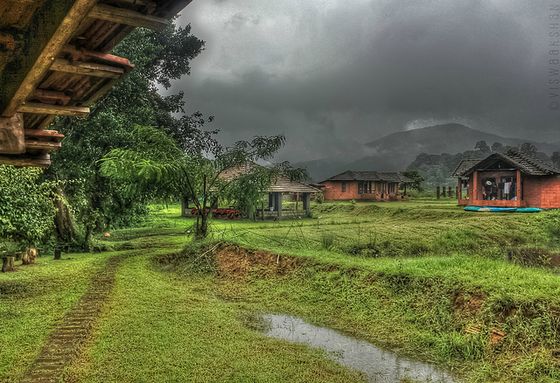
(358, 181, 368, 194)
(341, 182, 347, 192)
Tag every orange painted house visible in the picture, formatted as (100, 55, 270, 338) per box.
(320, 171, 412, 201)
(453, 151, 560, 209)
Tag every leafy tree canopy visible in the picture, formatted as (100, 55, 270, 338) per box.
(45, 23, 205, 235)
(0, 166, 55, 246)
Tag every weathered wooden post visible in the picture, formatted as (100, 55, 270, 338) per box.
(303, 192, 311, 217)
(448, 186, 452, 198)
(2, 256, 15, 272)
(54, 245, 62, 260)
(276, 192, 283, 219)
(436, 186, 441, 199)
(268, 193, 274, 210)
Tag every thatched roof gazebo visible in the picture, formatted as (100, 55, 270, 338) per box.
(214, 163, 321, 219)
(0, 0, 192, 167)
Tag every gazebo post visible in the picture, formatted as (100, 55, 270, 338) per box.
(303, 192, 311, 217)
(268, 193, 274, 210)
(275, 192, 282, 218)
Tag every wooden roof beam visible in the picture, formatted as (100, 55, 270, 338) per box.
(89, 3, 170, 32)
(62, 45, 135, 69)
(33, 89, 72, 104)
(0, 0, 99, 117)
(0, 154, 51, 168)
(18, 102, 90, 116)
(25, 140, 63, 151)
(25, 129, 65, 141)
(50, 58, 125, 79)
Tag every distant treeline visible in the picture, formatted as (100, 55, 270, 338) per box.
(407, 141, 560, 187)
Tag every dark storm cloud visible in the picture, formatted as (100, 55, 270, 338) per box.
(170, 0, 559, 161)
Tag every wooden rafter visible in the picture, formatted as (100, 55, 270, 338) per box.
(25, 140, 63, 151)
(89, 4, 170, 32)
(62, 45, 135, 69)
(50, 58, 125, 79)
(18, 103, 90, 116)
(33, 89, 72, 104)
(24, 129, 65, 140)
(0, 153, 51, 168)
(0, 0, 98, 117)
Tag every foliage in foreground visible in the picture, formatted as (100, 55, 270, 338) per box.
(0, 166, 55, 248)
(101, 125, 306, 239)
(45, 23, 205, 241)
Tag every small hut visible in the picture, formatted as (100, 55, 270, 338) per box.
(320, 171, 412, 201)
(265, 176, 321, 218)
(218, 163, 321, 219)
(453, 151, 560, 209)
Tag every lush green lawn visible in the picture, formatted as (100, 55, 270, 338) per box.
(65, 254, 363, 383)
(1, 199, 559, 382)
(0, 253, 110, 382)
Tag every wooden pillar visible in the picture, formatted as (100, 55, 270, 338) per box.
(303, 193, 311, 216)
(268, 193, 274, 210)
(275, 192, 282, 218)
(457, 178, 462, 200)
(516, 169, 522, 202)
(472, 171, 479, 202)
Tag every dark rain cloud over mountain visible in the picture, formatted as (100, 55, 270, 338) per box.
(170, 0, 559, 163)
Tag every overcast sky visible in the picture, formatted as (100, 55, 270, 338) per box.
(171, 0, 559, 162)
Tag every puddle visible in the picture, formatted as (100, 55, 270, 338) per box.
(262, 314, 456, 383)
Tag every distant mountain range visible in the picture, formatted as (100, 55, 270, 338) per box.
(298, 123, 560, 182)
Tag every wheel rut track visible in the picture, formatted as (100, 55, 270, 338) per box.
(21, 255, 126, 383)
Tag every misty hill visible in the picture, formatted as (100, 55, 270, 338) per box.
(299, 124, 560, 181)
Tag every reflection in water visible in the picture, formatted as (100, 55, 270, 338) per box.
(262, 314, 456, 383)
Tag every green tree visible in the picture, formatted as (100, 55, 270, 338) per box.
(519, 143, 537, 157)
(0, 166, 55, 251)
(100, 125, 302, 239)
(46, 24, 204, 244)
(401, 170, 424, 191)
(474, 140, 491, 153)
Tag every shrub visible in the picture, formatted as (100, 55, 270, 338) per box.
(320, 232, 336, 250)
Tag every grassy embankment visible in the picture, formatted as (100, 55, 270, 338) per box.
(1, 200, 560, 382)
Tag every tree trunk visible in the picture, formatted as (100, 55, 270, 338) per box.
(181, 196, 189, 217)
(196, 213, 209, 239)
(2, 256, 15, 272)
(54, 246, 62, 260)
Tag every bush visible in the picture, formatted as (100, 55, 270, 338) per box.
(320, 232, 336, 250)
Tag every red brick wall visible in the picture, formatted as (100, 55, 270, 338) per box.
(321, 181, 403, 201)
(523, 175, 560, 208)
(322, 181, 359, 200)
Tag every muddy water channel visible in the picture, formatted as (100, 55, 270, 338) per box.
(262, 314, 456, 383)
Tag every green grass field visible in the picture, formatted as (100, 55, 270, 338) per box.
(1, 200, 560, 382)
